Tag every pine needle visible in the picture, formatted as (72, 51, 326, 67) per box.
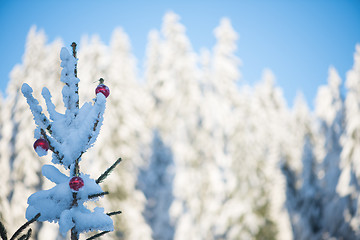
(0, 220, 7, 240)
(18, 229, 32, 240)
(88, 191, 109, 199)
(106, 211, 122, 217)
(10, 213, 40, 240)
(96, 158, 122, 184)
(86, 231, 110, 240)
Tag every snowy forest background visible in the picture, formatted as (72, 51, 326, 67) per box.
(1, 12, 360, 240)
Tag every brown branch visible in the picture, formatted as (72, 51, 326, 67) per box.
(71, 42, 78, 78)
(71, 227, 78, 240)
(9, 213, 40, 240)
(71, 192, 78, 207)
(71, 42, 79, 110)
(75, 111, 102, 164)
(73, 158, 80, 177)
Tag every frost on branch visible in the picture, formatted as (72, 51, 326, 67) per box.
(21, 47, 106, 168)
(21, 45, 120, 239)
(60, 47, 80, 116)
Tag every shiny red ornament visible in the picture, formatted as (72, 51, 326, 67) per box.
(33, 138, 49, 152)
(69, 176, 84, 191)
(95, 84, 110, 98)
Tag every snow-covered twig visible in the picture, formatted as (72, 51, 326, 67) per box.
(70, 42, 79, 110)
(21, 84, 52, 132)
(40, 128, 64, 164)
(41, 87, 64, 123)
(60, 46, 79, 118)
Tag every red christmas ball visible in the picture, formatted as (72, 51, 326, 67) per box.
(95, 84, 110, 98)
(69, 176, 84, 191)
(33, 138, 49, 152)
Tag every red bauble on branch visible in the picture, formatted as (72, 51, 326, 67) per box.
(69, 176, 84, 191)
(95, 78, 110, 98)
(33, 138, 50, 156)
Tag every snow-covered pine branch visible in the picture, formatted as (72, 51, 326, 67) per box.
(21, 83, 52, 132)
(60, 46, 80, 117)
(22, 47, 107, 169)
(20, 44, 119, 239)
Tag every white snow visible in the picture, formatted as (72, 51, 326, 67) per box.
(42, 165, 68, 184)
(59, 206, 113, 236)
(26, 171, 108, 234)
(35, 146, 48, 157)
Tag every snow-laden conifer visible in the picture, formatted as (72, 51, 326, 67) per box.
(137, 130, 175, 240)
(20, 44, 120, 239)
(337, 44, 360, 233)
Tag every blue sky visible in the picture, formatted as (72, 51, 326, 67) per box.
(0, 0, 359, 107)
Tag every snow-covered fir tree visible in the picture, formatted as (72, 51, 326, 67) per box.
(314, 66, 354, 238)
(19, 42, 122, 240)
(137, 130, 175, 240)
(281, 94, 318, 240)
(250, 70, 292, 240)
(315, 66, 344, 192)
(0, 93, 10, 228)
(337, 44, 360, 235)
(145, 12, 205, 239)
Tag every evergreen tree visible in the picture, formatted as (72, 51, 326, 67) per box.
(315, 66, 344, 192)
(314, 66, 354, 238)
(1, 27, 62, 237)
(251, 70, 291, 240)
(0, 93, 11, 227)
(145, 12, 203, 239)
(137, 130, 175, 240)
(281, 94, 318, 239)
(337, 44, 360, 234)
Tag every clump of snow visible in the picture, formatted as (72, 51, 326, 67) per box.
(22, 47, 107, 169)
(35, 146, 48, 157)
(26, 180, 72, 222)
(59, 205, 113, 236)
(26, 170, 108, 235)
(42, 165, 68, 184)
(21, 83, 50, 130)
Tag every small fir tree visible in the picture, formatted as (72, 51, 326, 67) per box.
(0, 43, 121, 240)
